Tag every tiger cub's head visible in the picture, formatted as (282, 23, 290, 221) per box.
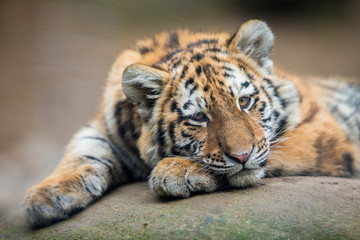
(123, 20, 300, 184)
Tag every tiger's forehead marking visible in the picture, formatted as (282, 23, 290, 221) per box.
(171, 57, 262, 117)
(155, 38, 266, 119)
(222, 62, 260, 98)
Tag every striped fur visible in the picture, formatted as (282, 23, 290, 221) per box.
(24, 20, 360, 228)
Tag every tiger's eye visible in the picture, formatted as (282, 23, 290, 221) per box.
(192, 112, 208, 122)
(238, 96, 251, 109)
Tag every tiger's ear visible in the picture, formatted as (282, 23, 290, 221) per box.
(228, 20, 274, 73)
(122, 63, 169, 119)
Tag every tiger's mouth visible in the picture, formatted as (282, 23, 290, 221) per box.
(200, 151, 269, 174)
(203, 164, 266, 176)
(202, 163, 237, 173)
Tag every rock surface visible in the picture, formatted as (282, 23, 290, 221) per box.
(1, 176, 360, 239)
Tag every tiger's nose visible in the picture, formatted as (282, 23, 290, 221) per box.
(231, 148, 252, 164)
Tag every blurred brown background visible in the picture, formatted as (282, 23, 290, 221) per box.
(0, 0, 359, 218)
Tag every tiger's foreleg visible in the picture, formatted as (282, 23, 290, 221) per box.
(24, 120, 129, 228)
(149, 158, 222, 198)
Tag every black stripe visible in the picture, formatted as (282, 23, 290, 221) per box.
(256, 149, 268, 161)
(187, 39, 218, 48)
(82, 136, 118, 157)
(189, 85, 198, 96)
(178, 141, 194, 153)
(249, 97, 260, 111)
(104, 115, 149, 180)
(82, 136, 123, 181)
(196, 66, 202, 76)
(190, 53, 204, 62)
(150, 64, 164, 71)
(223, 66, 233, 72)
(177, 115, 185, 124)
(241, 81, 250, 88)
(343, 153, 354, 176)
(180, 65, 189, 79)
(224, 73, 235, 78)
(273, 117, 288, 140)
(159, 49, 184, 63)
(168, 122, 176, 143)
(247, 73, 254, 81)
(258, 157, 268, 167)
(226, 31, 237, 46)
(273, 110, 280, 120)
(203, 85, 209, 92)
(139, 46, 151, 55)
(157, 119, 166, 157)
(262, 115, 272, 123)
(167, 31, 179, 48)
(83, 155, 113, 170)
(190, 142, 198, 155)
(261, 85, 273, 104)
(260, 123, 272, 131)
(171, 58, 182, 68)
(80, 175, 98, 198)
(229, 88, 234, 97)
(268, 168, 282, 177)
(264, 78, 287, 108)
(184, 169, 194, 189)
(157, 119, 165, 146)
(170, 101, 177, 112)
(298, 103, 319, 127)
(205, 47, 222, 53)
(249, 87, 260, 97)
(171, 146, 181, 155)
(185, 78, 194, 88)
(183, 100, 192, 110)
(259, 101, 267, 113)
(181, 131, 192, 138)
(85, 128, 135, 166)
(211, 56, 220, 62)
(114, 100, 123, 117)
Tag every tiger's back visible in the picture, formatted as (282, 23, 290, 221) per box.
(264, 72, 360, 177)
(317, 78, 360, 145)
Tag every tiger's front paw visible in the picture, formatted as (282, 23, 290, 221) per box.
(24, 174, 95, 228)
(149, 158, 219, 198)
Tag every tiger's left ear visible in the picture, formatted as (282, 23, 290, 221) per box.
(228, 20, 274, 73)
(122, 64, 169, 120)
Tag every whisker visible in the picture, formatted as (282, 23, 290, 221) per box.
(267, 121, 292, 141)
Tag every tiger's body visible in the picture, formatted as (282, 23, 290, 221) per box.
(24, 20, 360, 228)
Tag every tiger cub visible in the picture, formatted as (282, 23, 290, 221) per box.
(24, 20, 360, 227)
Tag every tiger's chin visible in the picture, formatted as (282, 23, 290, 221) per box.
(226, 167, 266, 188)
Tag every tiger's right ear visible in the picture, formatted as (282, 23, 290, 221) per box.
(122, 63, 169, 120)
(227, 20, 274, 73)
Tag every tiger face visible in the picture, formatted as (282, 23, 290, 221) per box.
(161, 59, 271, 173)
(123, 20, 300, 185)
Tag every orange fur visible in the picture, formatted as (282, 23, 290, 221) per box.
(24, 20, 360, 228)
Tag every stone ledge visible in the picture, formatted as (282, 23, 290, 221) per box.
(1, 176, 360, 239)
